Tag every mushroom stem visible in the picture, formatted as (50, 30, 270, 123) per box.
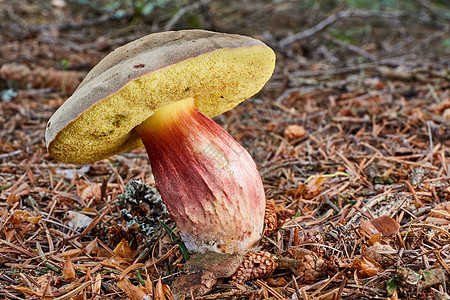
(135, 98, 265, 254)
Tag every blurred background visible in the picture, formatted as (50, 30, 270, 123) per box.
(1, 0, 448, 95)
(1, 1, 450, 299)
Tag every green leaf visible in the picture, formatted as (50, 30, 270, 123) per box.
(386, 278, 397, 295)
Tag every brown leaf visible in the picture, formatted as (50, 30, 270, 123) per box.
(27, 215, 42, 225)
(11, 286, 35, 296)
(9, 210, 32, 225)
(57, 248, 82, 258)
(363, 242, 396, 267)
(173, 252, 242, 298)
(351, 256, 382, 277)
(284, 124, 306, 140)
(92, 273, 102, 295)
(113, 239, 135, 260)
(429, 202, 450, 219)
(117, 278, 149, 300)
(144, 270, 154, 295)
(267, 277, 289, 287)
(65, 211, 93, 230)
(85, 238, 99, 256)
(63, 257, 76, 281)
(360, 219, 378, 236)
(295, 175, 328, 200)
(7, 182, 30, 206)
(78, 183, 102, 204)
(361, 216, 400, 237)
(367, 232, 381, 246)
(155, 277, 175, 300)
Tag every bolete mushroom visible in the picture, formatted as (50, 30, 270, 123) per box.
(45, 30, 276, 254)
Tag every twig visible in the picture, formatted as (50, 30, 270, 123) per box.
(291, 63, 378, 77)
(164, 0, 211, 31)
(0, 239, 35, 258)
(53, 280, 94, 300)
(427, 121, 434, 165)
(324, 34, 377, 62)
(255, 279, 285, 300)
(434, 250, 450, 277)
(309, 272, 341, 298)
(32, 14, 133, 32)
(0, 150, 22, 160)
(405, 180, 425, 208)
(279, 9, 403, 48)
(413, 0, 450, 20)
(76, 208, 110, 241)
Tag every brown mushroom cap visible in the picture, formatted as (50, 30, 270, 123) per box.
(45, 30, 276, 165)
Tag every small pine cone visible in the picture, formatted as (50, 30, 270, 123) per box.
(297, 254, 326, 282)
(231, 251, 278, 284)
(263, 200, 277, 236)
(325, 255, 340, 276)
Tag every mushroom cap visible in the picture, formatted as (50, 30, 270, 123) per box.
(45, 30, 276, 165)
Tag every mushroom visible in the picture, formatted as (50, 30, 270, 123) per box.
(45, 30, 276, 254)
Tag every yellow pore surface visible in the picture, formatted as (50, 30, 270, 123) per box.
(49, 46, 275, 165)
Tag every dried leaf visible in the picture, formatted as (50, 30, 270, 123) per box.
(113, 239, 135, 260)
(65, 211, 93, 230)
(85, 238, 99, 256)
(6, 182, 30, 206)
(78, 183, 102, 204)
(11, 285, 35, 295)
(367, 232, 381, 245)
(426, 202, 450, 225)
(295, 175, 328, 200)
(144, 271, 153, 294)
(57, 248, 82, 258)
(102, 256, 130, 269)
(267, 277, 289, 287)
(361, 216, 400, 237)
(284, 124, 306, 140)
(93, 273, 102, 295)
(363, 242, 396, 267)
(9, 210, 32, 225)
(63, 257, 76, 281)
(27, 215, 42, 225)
(117, 278, 150, 300)
(155, 277, 174, 300)
(351, 256, 382, 277)
(56, 165, 90, 180)
(360, 219, 378, 236)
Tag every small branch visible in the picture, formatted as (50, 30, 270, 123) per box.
(291, 63, 377, 78)
(413, 0, 450, 21)
(0, 150, 22, 160)
(32, 13, 133, 32)
(324, 34, 377, 62)
(164, 0, 211, 31)
(279, 9, 403, 48)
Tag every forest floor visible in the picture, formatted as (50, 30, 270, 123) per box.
(0, 0, 449, 299)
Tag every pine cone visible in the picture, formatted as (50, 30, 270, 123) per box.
(231, 251, 278, 284)
(297, 254, 326, 282)
(263, 200, 277, 236)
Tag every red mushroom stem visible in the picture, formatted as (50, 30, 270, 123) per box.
(135, 97, 265, 254)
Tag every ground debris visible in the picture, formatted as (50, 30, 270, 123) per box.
(0, 0, 449, 299)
